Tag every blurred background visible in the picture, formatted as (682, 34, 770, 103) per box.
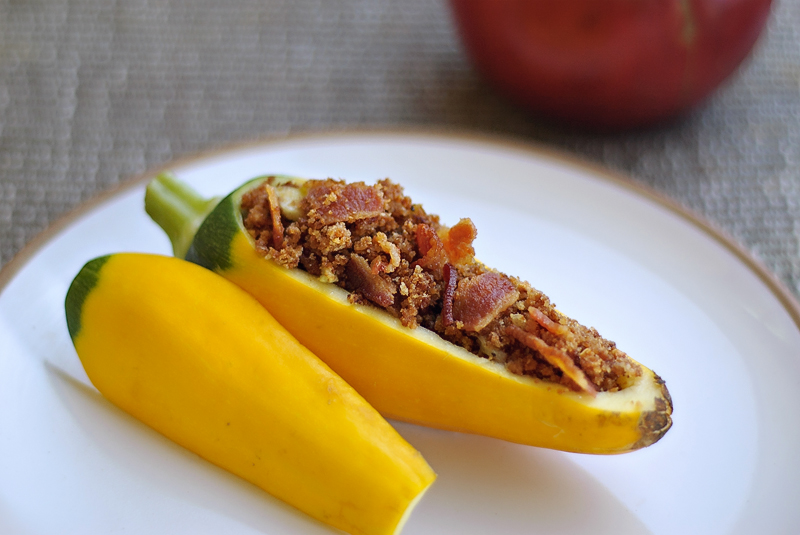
(0, 0, 798, 298)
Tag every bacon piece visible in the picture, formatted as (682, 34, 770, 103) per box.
(345, 254, 395, 308)
(527, 306, 568, 336)
(306, 182, 384, 226)
(441, 263, 457, 327)
(441, 218, 477, 265)
(265, 185, 284, 249)
(415, 224, 436, 256)
(453, 272, 519, 332)
(370, 255, 387, 275)
(506, 325, 597, 396)
(413, 224, 448, 274)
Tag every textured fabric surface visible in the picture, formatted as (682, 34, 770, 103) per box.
(1, 0, 799, 297)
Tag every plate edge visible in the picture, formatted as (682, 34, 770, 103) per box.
(1, 127, 799, 332)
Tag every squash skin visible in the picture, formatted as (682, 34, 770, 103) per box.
(178, 177, 672, 455)
(65, 253, 436, 535)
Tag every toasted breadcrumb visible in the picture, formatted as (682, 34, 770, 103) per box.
(241, 178, 641, 392)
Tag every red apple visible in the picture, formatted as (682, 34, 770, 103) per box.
(449, 0, 773, 130)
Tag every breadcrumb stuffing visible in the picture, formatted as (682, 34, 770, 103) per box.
(241, 178, 642, 393)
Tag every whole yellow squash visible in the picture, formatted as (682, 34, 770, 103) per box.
(65, 252, 435, 535)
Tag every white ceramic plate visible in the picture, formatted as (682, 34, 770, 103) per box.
(2, 132, 799, 535)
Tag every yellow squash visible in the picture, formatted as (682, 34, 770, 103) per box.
(146, 174, 673, 454)
(65, 253, 435, 535)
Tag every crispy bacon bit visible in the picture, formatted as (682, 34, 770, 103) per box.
(306, 182, 384, 226)
(528, 306, 568, 336)
(265, 185, 284, 249)
(506, 325, 597, 396)
(442, 263, 457, 327)
(416, 224, 436, 256)
(413, 224, 448, 273)
(370, 255, 387, 274)
(345, 254, 395, 308)
(442, 218, 477, 265)
(453, 272, 520, 332)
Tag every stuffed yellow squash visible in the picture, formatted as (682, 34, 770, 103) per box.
(146, 173, 673, 454)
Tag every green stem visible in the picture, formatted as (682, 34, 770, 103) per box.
(144, 173, 220, 259)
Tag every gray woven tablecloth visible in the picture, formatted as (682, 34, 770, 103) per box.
(1, 0, 799, 297)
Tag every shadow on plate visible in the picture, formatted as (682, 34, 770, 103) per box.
(45, 363, 334, 534)
(47, 362, 651, 534)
